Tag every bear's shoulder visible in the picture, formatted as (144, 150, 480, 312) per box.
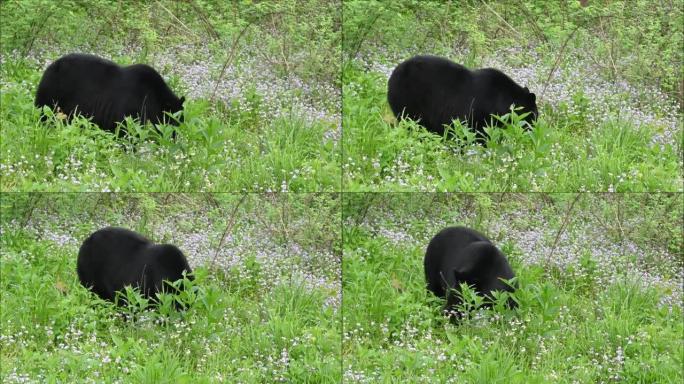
(473, 67, 518, 85)
(57, 53, 118, 67)
(123, 64, 167, 86)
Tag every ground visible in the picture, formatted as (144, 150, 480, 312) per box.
(342, 1, 683, 192)
(0, 0, 341, 192)
(342, 193, 682, 382)
(0, 193, 341, 383)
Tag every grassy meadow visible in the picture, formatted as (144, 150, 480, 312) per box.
(342, 1, 683, 191)
(1, 1, 682, 383)
(0, 193, 341, 382)
(0, 0, 341, 192)
(342, 193, 683, 382)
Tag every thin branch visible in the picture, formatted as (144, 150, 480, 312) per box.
(20, 193, 42, 228)
(155, 0, 201, 40)
(540, 23, 581, 100)
(547, 193, 582, 264)
(514, 0, 548, 44)
(540, 14, 619, 100)
(23, 9, 52, 56)
(480, 0, 522, 39)
(210, 194, 248, 270)
(210, 20, 254, 102)
(346, 11, 382, 62)
(279, 193, 291, 247)
(187, 0, 221, 41)
(615, 194, 626, 243)
(355, 194, 378, 227)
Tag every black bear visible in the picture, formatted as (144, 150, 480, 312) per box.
(424, 226, 516, 318)
(387, 55, 537, 138)
(77, 227, 193, 306)
(35, 53, 185, 136)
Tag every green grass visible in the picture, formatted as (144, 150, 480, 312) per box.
(1, 0, 683, 382)
(0, 193, 342, 382)
(342, 0, 683, 192)
(0, 0, 341, 192)
(1, 78, 339, 192)
(342, 193, 683, 382)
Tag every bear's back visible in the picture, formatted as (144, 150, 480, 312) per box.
(78, 227, 151, 275)
(36, 53, 122, 109)
(121, 64, 175, 96)
(390, 55, 471, 88)
(471, 67, 525, 95)
(424, 226, 491, 297)
(51, 53, 121, 82)
(427, 226, 490, 257)
(77, 227, 155, 301)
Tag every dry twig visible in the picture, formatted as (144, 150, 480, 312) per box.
(210, 194, 249, 270)
(547, 193, 583, 263)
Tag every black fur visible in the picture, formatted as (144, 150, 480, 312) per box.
(77, 227, 192, 305)
(35, 53, 185, 135)
(424, 226, 516, 316)
(388, 55, 538, 138)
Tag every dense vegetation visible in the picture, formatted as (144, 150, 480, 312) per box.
(1, 1, 681, 383)
(343, 193, 683, 382)
(1, 193, 341, 382)
(343, 0, 682, 191)
(1, 0, 341, 192)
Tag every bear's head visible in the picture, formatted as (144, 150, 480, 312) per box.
(162, 95, 185, 126)
(517, 87, 538, 127)
(445, 241, 516, 313)
(143, 243, 194, 310)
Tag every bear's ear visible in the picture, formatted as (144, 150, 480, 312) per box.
(523, 86, 529, 93)
(529, 93, 536, 102)
(179, 96, 186, 104)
